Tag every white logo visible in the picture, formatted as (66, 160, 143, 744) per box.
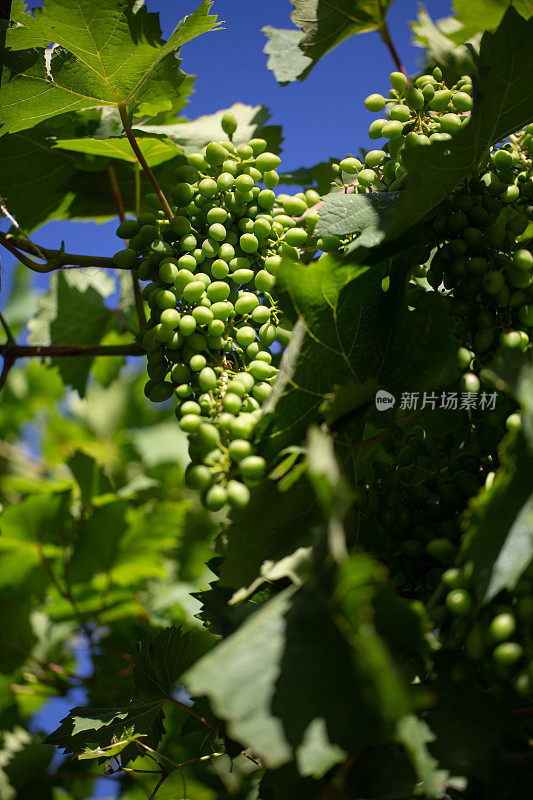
(375, 390, 396, 410)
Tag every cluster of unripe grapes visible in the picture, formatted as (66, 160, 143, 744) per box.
(360, 423, 486, 598)
(439, 560, 533, 698)
(112, 113, 323, 511)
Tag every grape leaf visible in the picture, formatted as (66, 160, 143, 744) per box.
(27, 270, 116, 396)
(262, 27, 312, 86)
(268, 250, 459, 455)
(315, 191, 401, 250)
(454, 0, 533, 41)
(220, 474, 320, 590)
(186, 557, 412, 776)
(0, 589, 36, 673)
(135, 102, 283, 155)
(68, 499, 127, 584)
(53, 134, 183, 167)
(463, 431, 533, 602)
(396, 716, 449, 799)
(45, 626, 190, 763)
(1, 0, 221, 134)
(410, 5, 480, 80)
(387, 6, 533, 241)
(0, 728, 54, 800)
(68, 450, 113, 506)
(262, 0, 393, 84)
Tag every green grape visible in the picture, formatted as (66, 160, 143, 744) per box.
(405, 87, 424, 110)
(255, 152, 281, 172)
(239, 455, 266, 480)
(116, 219, 140, 239)
(489, 613, 517, 643)
(207, 281, 231, 302)
(204, 484, 228, 511)
(451, 91, 473, 111)
(149, 381, 174, 402)
(258, 189, 276, 209)
(160, 308, 181, 329)
(221, 111, 238, 135)
(240, 233, 259, 253)
(340, 157, 361, 174)
(390, 71, 408, 92)
(235, 326, 257, 346)
(513, 248, 533, 271)
(381, 120, 404, 138)
(229, 439, 253, 462)
(171, 364, 191, 384)
(446, 589, 473, 616)
(364, 93, 386, 112)
(492, 642, 523, 666)
(232, 268, 254, 284)
(283, 227, 308, 246)
(263, 170, 280, 189)
(182, 281, 205, 304)
(358, 169, 378, 186)
(227, 480, 251, 508)
(251, 305, 271, 324)
(186, 464, 213, 490)
(159, 261, 179, 283)
(365, 149, 387, 168)
(205, 142, 228, 166)
(222, 392, 242, 413)
(113, 248, 138, 268)
(254, 270, 275, 292)
(179, 414, 202, 433)
(197, 367, 217, 391)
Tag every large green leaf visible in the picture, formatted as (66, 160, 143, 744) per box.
(186, 556, 412, 776)
(27, 270, 116, 395)
(0, 589, 37, 673)
(262, 0, 394, 85)
(315, 191, 401, 251)
(53, 133, 183, 166)
(454, 0, 533, 41)
(268, 251, 459, 454)
(135, 101, 283, 155)
(395, 716, 449, 799)
(45, 626, 190, 763)
(1, 0, 221, 134)
(463, 430, 533, 602)
(387, 7, 533, 241)
(410, 6, 480, 80)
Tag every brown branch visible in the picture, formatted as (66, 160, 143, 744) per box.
(0, 231, 137, 271)
(0, 350, 15, 391)
(167, 695, 216, 731)
(107, 163, 126, 222)
(148, 773, 169, 800)
(0, 343, 144, 360)
(106, 163, 146, 332)
(118, 103, 174, 221)
(0, 310, 15, 343)
(378, 21, 408, 78)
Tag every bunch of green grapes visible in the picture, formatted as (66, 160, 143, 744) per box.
(437, 555, 533, 699)
(112, 112, 315, 511)
(358, 422, 489, 599)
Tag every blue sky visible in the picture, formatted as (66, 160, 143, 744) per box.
(1, 0, 453, 285)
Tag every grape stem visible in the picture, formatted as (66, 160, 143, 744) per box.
(0, 232, 136, 272)
(0, 311, 15, 344)
(118, 103, 174, 221)
(106, 163, 147, 332)
(378, 20, 408, 80)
